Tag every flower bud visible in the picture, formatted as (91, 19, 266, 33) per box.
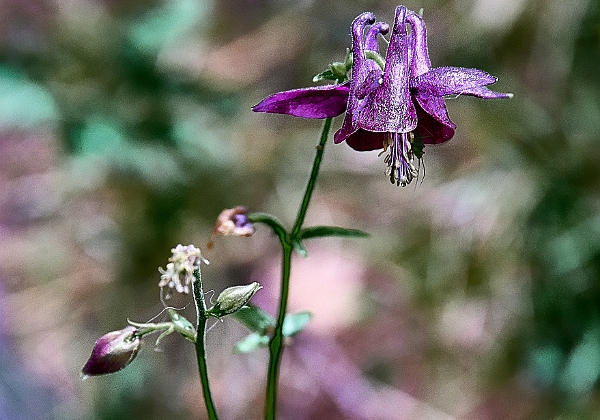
(81, 326, 141, 377)
(210, 282, 262, 317)
(207, 206, 255, 249)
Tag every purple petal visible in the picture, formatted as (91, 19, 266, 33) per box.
(461, 86, 513, 99)
(405, 11, 431, 77)
(414, 93, 454, 124)
(357, 6, 417, 134)
(346, 12, 376, 94)
(334, 13, 377, 144)
(345, 129, 387, 151)
(252, 84, 350, 118)
(365, 22, 389, 51)
(355, 69, 382, 100)
(411, 67, 497, 97)
(414, 99, 455, 144)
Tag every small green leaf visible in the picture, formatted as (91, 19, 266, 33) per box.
(168, 309, 196, 342)
(232, 305, 275, 334)
(298, 226, 370, 240)
(169, 309, 193, 330)
(232, 311, 312, 353)
(329, 62, 348, 80)
(343, 48, 353, 70)
(282, 311, 312, 337)
(292, 239, 308, 258)
(234, 332, 270, 353)
(312, 69, 335, 82)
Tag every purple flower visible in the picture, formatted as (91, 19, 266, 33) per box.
(252, 6, 512, 186)
(81, 326, 141, 377)
(334, 6, 419, 185)
(405, 10, 512, 145)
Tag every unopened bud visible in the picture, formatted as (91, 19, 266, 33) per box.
(210, 282, 262, 317)
(208, 206, 255, 249)
(81, 326, 141, 377)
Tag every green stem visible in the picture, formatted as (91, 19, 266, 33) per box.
(193, 268, 219, 420)
(248, 213, 287, 244)
(292, 117, 333, 237)
(264, 117, 333, 420)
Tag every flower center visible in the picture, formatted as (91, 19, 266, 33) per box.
(382, 132, 418, 186)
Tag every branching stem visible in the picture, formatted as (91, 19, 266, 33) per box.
(264, 117, 333, 420)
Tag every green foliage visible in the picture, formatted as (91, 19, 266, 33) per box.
(232, 305, 276, 335)
(281, 311, 312, 337)
(0, 67, 58, 129)
(232, 306, 313, 353)
(298, 225, 370, 240)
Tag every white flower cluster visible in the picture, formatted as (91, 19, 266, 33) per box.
(158, 244, 208, 295)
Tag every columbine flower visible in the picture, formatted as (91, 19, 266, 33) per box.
(252, 6, 512, 186)
(81, 326, 141, 377)
(334, 6, 418, 186)
(158, 244, 209, 295)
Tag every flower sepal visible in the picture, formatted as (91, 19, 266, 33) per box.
(252, 83, 349, 119)
(166, 309, 196, 342)
(313, 48, 353, 84)
(410, 66, 510, 98)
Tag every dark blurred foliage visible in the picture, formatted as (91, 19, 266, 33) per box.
(1, 0, 599, 419)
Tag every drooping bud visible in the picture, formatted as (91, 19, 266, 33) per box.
(209, 282, 262, 317)
(81, 326, 141, 377)
(207, 206, 255, 249)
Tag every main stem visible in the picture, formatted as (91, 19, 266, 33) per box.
(193, 268, 219, 420)
(265, 117, 333, 420)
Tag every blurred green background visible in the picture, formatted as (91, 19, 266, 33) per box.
(0, 0, 599, 418)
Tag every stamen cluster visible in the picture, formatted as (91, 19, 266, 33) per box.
(158, 244, 208, 295)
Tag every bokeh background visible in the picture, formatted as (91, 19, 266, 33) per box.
(1, 0, 599, 418)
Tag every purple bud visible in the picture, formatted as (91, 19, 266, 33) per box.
(82, 326, 141, 377)
(208, 206, 255, 249)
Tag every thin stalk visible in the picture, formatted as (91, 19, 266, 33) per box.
(264, 117, 333, 420)
(193, 268, 219, 420)
(265, 242, 292, 420)
(291, 117, 333, 237)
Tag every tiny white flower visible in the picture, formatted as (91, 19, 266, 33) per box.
(158, 244, 208, 296)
